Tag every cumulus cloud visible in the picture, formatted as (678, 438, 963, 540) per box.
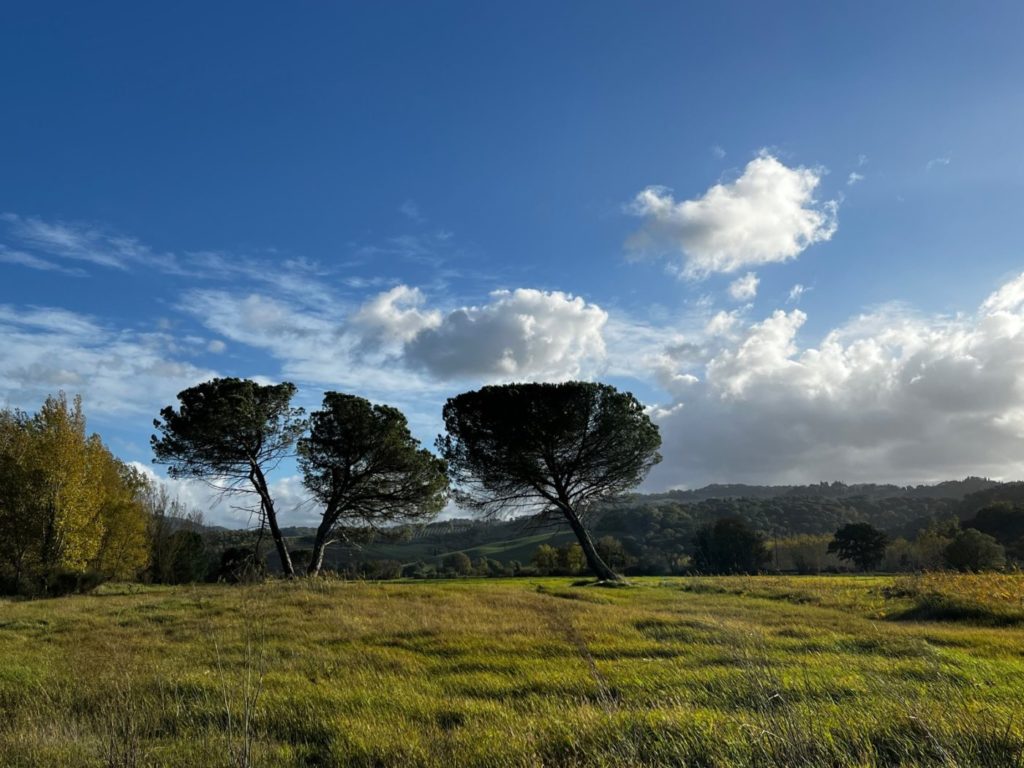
(627, 152, 838, 277)
(353, 285, 441, 346)
(405, 289, 607, 380)
(642, 272, 1024, 488)
(728, 272, 759, 301)
(183, 285, 608, 388)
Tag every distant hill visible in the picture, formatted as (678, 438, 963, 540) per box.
(658, 477, 999, 503)
(203, 477, 1005, 572)
(956, 481, 1024, 517)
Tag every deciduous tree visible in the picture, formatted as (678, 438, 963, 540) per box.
(944, 528, 1005, 572)
(1, 394, 150, 591)
(828, 522, 888, 571)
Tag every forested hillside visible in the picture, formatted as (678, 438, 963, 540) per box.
(212, 478, 1006, 575)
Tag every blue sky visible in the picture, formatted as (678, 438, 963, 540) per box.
(3, 3, 1024, 525)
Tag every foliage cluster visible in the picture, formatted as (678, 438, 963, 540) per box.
(0, 394, 150, 594)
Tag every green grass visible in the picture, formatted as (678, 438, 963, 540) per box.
(1, 575, 1023, 766)
(299, 528, 575, 568)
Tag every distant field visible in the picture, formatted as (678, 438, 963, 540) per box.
(300, 528, 578, 570)
(1, 575, 1023, 767)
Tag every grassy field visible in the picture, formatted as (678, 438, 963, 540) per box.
(1, 575, 1023, 767)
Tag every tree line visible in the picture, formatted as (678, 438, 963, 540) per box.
(154, 377, 661, 586)
(2, 378, 661, 593)
(5, 376, 1018, 593)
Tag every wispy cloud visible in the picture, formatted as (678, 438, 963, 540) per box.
(186, 249, 337, 307)
(926, 155, 951, 171)
(787, 283, 809, 303)
(1, 213, 182, 272)
(847, 172, 864, 186)
(0, 244, 87, 276)
(0, 304, 215, 416)
(399, 199, 425, 223)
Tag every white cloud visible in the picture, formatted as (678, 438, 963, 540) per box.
(184, 285, 608, 388)
(1, 213, 180, 272)
(1, 214, 345, 298)
(979, 273, 1024, 314)
(711, 145, 726, 159)
(405, 288, 607, 380)
(728, 272, 759, 301)
(705, 309, 744, 338)
(788, 283, 809, 303)
(353, 285, 441, 346)
(705, 309, 807, 398)
(642, 272, 1024, 487)
(926, 156, 951, 171)
(847, 172, 864, 186)
(180, 290, 392, 392)
(627, 152, 838, 277)
(0, 305, 215, 417)
(0, 244, 87, 275)
(207, 339, 227, 353)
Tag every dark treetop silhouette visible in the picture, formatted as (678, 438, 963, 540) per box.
(828, 522, 889, 572)
(437, 381, 661, 582)
(151, 378, 306, 577)
(298, 392, 448, 575)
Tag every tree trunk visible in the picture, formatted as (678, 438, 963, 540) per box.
(250, 465, 294, 577)
(559, 502, 621, 582)
(307, 515, 334, 576)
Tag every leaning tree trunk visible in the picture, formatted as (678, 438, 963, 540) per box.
(250, 465, 294, 577)
(307, 514, 335, 576)
(559, 502, 622, 582)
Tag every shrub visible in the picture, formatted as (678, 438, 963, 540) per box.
(944, 528, 1005, 572)
(442, 552, 473, 576)
(44, 568, 108, 596)
(213, 547, 266, 583)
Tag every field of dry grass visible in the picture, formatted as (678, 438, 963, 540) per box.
(1, 573, 1023, 767)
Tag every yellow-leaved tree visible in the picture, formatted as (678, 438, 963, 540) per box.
(33, 394, 104, 570)
(0, 393, 150, 593)
(91, 456, 150, 579)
